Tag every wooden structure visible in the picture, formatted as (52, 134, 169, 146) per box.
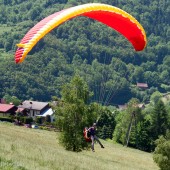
(137, 83, 148, 90)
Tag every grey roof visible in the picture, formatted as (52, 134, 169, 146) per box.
(18, 100, 49, 111)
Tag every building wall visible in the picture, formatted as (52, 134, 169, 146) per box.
(29, 110, 41, 119)
(40, 105, 50, 114)
(0, 112, 10, 117)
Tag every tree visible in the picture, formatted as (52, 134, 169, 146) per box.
(125, 98, 143, 147)
(153, 131, 170, 170)
(131, 67, 144, 83)
(3, 94, 21, 106)
(150, 91, 163, 105)
(0, 0, 169, 107)
(55, 75, 97, 151)
(136, 117, 152, 151)
(29, 6, 42, 20)
(151, 100, 169, 141)
(113, 98, 143, 147)
(144, 71, 160, 87)
(160, 70, 170, 84)
(3, 0, 12, 5)
(97, 107, 115, 139)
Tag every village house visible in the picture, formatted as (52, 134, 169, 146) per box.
(117, 104, 128, 110)
(17, 100, 55, 122)
(138, 103, 145, 109)
(0, 98, 6, 104)
(118, 103, 145, 111)
(0, 104, 17, 117)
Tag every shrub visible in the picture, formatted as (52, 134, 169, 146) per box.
(45, 115, 51, 123)
(153, 131, 170, 170)
(24, 117, 33, 124)
(19, 117, 25, 123)
(35, 117, 42, 124)
(0, 116, 13, 122)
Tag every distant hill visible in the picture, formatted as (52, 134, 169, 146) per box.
(0, 122, 158, 170)
(0, 0, 169, 104)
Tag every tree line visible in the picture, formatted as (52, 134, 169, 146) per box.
(53, 75, 170, 169)
(0, 0, 169, 105)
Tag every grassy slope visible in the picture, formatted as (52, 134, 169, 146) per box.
(0, 123, 158, 170)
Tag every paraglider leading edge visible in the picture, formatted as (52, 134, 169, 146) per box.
(15, 3, 147, 63)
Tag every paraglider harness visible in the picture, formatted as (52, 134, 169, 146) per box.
(83, 127, 92, 142)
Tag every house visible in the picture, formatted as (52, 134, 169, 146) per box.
(17, 100, 54, 122)
(18, 100, 50, 118)
(138, 104, 145, 109)
(15, 107, 28, 116)
(137, 83, 148, 90)
(118, 104, 127, 110)
(118, 103, 145, 111)
(0, 98, 6, 104)
(0, 104, 17, 117)
(36, 108, 55, 122)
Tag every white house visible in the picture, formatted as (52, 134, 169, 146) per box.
(18, 100, 54, 122)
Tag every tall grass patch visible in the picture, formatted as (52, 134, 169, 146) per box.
(0, 123, 158, 170)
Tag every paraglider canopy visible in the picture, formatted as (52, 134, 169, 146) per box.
(15, 3, 147, 63)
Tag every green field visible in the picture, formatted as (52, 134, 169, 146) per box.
(0, 122, 158, 170)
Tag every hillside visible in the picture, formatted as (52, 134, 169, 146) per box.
(0, 0, 169, 105)
(0, 122, 158, 170)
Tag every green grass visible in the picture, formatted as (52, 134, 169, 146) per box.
(0, 122, 158, 170)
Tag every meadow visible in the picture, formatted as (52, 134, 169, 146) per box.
(0, 122, 158, 170)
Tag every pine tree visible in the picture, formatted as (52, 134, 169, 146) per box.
(136, 119, 152, 151)
(97, 108, 115, 139)
(151, 100, 168, 140)
(55, 75, 97, 151)
(100, 125, 107, 140)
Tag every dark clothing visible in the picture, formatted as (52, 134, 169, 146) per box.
(88, 126, 104, 151)
(91, 135, 104, 151)
(89, 127, 96, 136)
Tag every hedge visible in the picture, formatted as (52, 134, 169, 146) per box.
(0, 117, 13, 122)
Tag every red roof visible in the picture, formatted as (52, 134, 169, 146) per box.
(0, 104, 15, 112)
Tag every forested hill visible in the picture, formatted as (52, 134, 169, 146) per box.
(0, 0, 169, 104)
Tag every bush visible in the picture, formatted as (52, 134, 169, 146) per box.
(153, 131, 170, 170)
(45, 115, 51, 123)
(0, 117, 13, 122)
(19, 117, 25, 123)
(24, 117, 33, 124)
(35, 117, 42, 124)
(9, 115, 15, 121)
(14, 116, 33, 124)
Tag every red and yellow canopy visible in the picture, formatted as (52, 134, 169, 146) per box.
(15, 3, 147, 63)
